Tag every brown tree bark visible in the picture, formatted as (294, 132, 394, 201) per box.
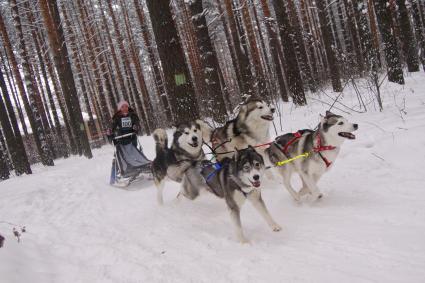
(316, 0, 343, 92)
(287, 0, 316, 92)
(412, 0, 425, 71)
(0, 65, 31, 174)
(240, 0, 270, 99)
(133, 0, 172, 122)
(374, 0, 405, 84)
(118, 0, 155, 134)
(5, 0, 54, 165)
(188, 0, 227, 122)
(259, 0, 289, 101)
(224, 0, 254, 96)
(397, 0, 420, 72)
(146, 0, 200, 124)
(273, 0, 307, 105)
(39, 0, 93, 158)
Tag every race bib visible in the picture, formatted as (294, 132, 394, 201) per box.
(121, 117, 132, 128)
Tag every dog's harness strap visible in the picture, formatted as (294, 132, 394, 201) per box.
(282, 131, 302, 154)
(205, 162, 223, 181)
(313, 134, 336, 168)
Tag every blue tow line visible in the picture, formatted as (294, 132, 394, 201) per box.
(205, 163, 222, 181)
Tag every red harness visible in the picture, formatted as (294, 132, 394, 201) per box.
(282, 132, 336, 168)
(313, 134, 336, 167)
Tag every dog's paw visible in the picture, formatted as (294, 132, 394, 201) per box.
(271, 223, 282, 232)
(292, 193, 301, 202)
(299, 187, 310, 197)
(238, 237, 251, 244)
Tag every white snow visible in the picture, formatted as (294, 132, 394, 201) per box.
(1, 73, 425, 282)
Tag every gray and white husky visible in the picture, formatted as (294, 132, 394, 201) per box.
(207, 96, 275, 161)
(180, 146, 281, 243)
(152, 121, 209, 205)
(266, 111, 358, 201)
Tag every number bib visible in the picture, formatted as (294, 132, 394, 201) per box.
(121, 117, 132, 128)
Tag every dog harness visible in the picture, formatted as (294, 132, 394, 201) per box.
(279, 131, 336, 168)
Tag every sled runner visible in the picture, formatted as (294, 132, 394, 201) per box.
(110, 133, 152, 188)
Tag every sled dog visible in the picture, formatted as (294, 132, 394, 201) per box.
(152, 121, 209, 205)
(266, 111, 358, 201)
(208, 96, 275, 160)
(180, 146, 281, 243)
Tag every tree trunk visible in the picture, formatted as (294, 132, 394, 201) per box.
(146, 0, 199, 124)
(39, 0, 93, 158)
(5, 0, 54, 166)
(412, 0, 425, 71)
(133, 0, 172, 122)
(188, 0, 228, 122)
(343, 0, 365, 75)
(0, 67, 32, 175)
(0, 131, 10, 180)
(259, 0, 289, 102)
(0, 50, 28, 136)
(374, 0, 405, 84)
(273, 0, 307, 105)
(287, 0, 316, 92)
(223, 0, 254, 96)
(316, 0, 343, 92)
(119, 0, 155, 134)
(397, 0, 420, 72)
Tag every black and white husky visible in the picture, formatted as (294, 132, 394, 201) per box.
(180, 146, 281, 243)
(266, 111, 358, 201)
(208, 96, 275, 160)
(152, 121, 209, 205)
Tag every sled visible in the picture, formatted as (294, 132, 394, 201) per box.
(109, 133, 152, 188)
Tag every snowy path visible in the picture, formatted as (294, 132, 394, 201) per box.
(1, 75, 425, 282)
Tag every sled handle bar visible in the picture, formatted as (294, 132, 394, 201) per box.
(113, 132, 136, 140)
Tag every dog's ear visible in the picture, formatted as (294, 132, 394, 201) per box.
(325, 110, 335, 117)
(247, 145, 255, 151)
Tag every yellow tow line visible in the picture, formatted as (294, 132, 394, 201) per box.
(275, 152, 310, 167)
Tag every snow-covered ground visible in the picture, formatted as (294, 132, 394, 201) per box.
(1, 74, 425, 283)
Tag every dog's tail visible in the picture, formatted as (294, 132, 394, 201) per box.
(153, 128, 168, 152)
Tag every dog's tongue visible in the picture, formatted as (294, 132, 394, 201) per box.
(339, 132, 356, 139)
(251, 181, 261, 188)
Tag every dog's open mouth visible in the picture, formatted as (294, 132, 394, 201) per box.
(261, 115, 274, 121)
(250, 180, 261, 188)
(188, 142, 199, 148)
(338, 132, 356, 139)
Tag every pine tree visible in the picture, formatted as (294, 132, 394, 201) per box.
(411, 0, 425, 71)
(0, 67, 31, 174)
(374, 0, 405, 84)
(259, 0, 289, 101)
(188, 0, 227, 122)
(273, 0, 307, 105)
(146, 0, 199, 124)
(397, 0, 420, 72)
(316, 0, 343, 92)
(38, 0, 93, 158)
(5, 0, 54, 165)
(132, 0, 172, 122)
(223, 0, 254, 96)
(0, 130, 10, 180)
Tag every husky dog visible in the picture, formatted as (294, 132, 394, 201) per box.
(180, 146, 281, 243)
(152, 121, 207, 205)
(266, 111, 358, 201)
(208, 96, 275, 161)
